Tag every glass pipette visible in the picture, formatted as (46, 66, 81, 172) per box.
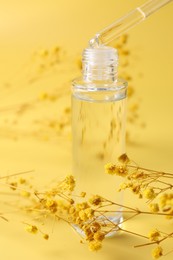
(89, 0, 173, 47)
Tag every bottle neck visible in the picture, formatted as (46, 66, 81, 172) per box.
(82, 47, 118, 82)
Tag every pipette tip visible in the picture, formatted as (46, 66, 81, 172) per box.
(88, 34, 102, 48)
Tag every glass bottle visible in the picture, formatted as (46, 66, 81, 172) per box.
(72, 46, 127, 229)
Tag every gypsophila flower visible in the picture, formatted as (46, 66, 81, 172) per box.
(68, 205, 76, 214)
(19, 178, 26, 184)
(3, 156, 173, 257)
(89, 195, 103, 206)
(84, 208, 94, 218)
(20, 190, 31, 197)
(80, 192, 86, 198)
(148, 229, 161, 241)
(118, 153, 130, 164)
(83, 222, 103, 242)
(45, 199, 58, 213)
(165, 209, 173, 219)
(159, 193, 173, 211)
(25, 225, 38, 234)
(76, 202, 89, 210)
(93, 231, 105, 241)
(91, 222, 101, 232)
(79, 210, 88, 221)
(131, 183, 141, 194)
(43, 234, 49, 240)
(129, 172, 148, 180)
(88, 240, 102, 251)
(117, 182, 127, 191)
(83, 225, 94, 241)
(10, 182, 18, 190)
(159, 194, 167, 209)
(152, 246, 163, 259)
(105, 163, 128, 177)
(78, 208, 94, 222)
(149, 203, 159, 213)
(143, 188, 156, 200)
(61, 175, 75, 192)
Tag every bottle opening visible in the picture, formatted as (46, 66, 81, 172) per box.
(82, 46, 118, 81)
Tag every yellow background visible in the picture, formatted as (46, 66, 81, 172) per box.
(0, 0, 173, 259)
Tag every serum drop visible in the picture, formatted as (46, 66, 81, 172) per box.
(72, 46, 127, 229)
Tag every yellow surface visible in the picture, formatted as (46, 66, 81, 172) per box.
(0, 0, 173, 259)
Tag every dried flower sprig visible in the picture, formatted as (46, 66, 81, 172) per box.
(3, 153, 173, 259)
(2, 158, 173, 259)
(0, 35, 143, 143)
(105, 154, 173, 210)
(104, 154, 173, 258)
(0, 169, 35, 222)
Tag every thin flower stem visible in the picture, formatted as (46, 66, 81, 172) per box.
(97, 208, 173, 217)
(96, 202, 115, 210)
(138, 211, 172, 217)
(134, 241, 157, 248)
(0, 182, 33, 194)
(127, 165, 173, 177)
(104, 199, 138, 212)
(97, 212, 116, 225)
(120, 212, 139, 224)
(104, 225, 120, 236)
(0, 191, 22, 196)
(154, 179, 173, 188)
(0, 215, 8, 221)
(163, 248, 173, 256)
(134, 232, 173, 248)
(55, 214, 70, 224)
(159, 232, 173, 243)
(58, 193, 72, 203)
(96, 210, 134, 214)
(0, 170, 34, 180)
(120, 227, 148, 239)
(144, 176, 161, 187)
